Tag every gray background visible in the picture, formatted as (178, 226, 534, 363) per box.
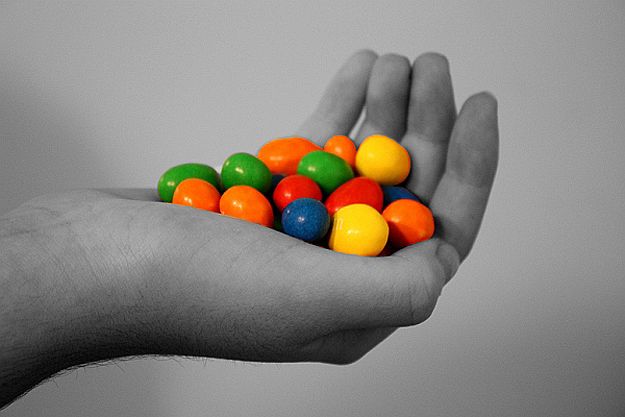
(1, 1, 624, 416)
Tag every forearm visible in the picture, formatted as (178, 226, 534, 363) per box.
(0, 199, 149, 408)
(1, 213, 70, 406)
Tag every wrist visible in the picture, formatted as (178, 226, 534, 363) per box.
(0, 193, 161, 406)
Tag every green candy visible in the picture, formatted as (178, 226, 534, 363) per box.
(158, 163, 220, 203)
(221, 152, 272, 193)
(297, 150, 354, 195)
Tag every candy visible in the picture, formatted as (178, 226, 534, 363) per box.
(172, 178, 221, 212)
(328, 204, 389, 256)
(382, 199, 435, 248)
(324, 176, 383, 216)
(273, 175, 323, 212)
(323, 135, 357, 168)
(158, 163, 220, 203)
(219, 185, 274, 227)
(355, 134, 411, 185)
(382, 185, 421, 207)
(257, 137, 321, 175)
(158, 130, 438, 255)
(221, 153, 272, 194)
(297, 150, 354, 195)
(281, 198, 331, 242)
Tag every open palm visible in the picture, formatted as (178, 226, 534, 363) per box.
(2, 51, 498, 404)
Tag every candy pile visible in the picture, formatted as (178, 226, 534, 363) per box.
(157, 134, 434, 256)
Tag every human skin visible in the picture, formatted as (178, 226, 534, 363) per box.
(0, 50, 498, 408)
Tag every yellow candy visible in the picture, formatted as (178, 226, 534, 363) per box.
(328, 204, 389, 256)
(355, 134, 411, 185)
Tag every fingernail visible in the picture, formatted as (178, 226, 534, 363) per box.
(436, 243, 460, 282)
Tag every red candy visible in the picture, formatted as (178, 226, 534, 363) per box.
(273, 175, 323, 212)
(324, 176, 384, 216)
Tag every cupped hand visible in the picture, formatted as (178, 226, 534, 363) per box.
(1, 50, 498, 404)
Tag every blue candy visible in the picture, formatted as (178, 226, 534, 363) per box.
(281, 198, 330, 242)
(382, 186, 421, 207)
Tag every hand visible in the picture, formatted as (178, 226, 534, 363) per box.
(0, 50, 498, 407)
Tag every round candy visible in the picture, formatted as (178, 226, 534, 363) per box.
(328, 204, 389, 256)
(297, 150, 354, 195)
(221, 153, 272, 194)
(219, 185, 274, 227)
(257, 137, 321, 175)
(273, 175, 323, 212)
(158, 163, 220, 203)
(172, 178, 221, 212)
(325, 176, 384, 216)
(323, 135, 357, 168)
(382, 199, 435, 247)
(281, 198, 330, 242)
(382, 185, 421, 207)
(355, 134, 411, 185)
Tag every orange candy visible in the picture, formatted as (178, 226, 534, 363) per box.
(324, 135, 357, 168)
(382, 199, 435, 248)
(172, 178, 221, 212)
(219, 185, 274, 227)
(257, 137, 321, 175)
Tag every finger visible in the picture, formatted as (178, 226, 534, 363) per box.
(354, 54, 411, 144)
(428, 92, 499, 261)
(296, 49, 378, 145)
(297, 327, 396, 364)
(401, 53, 456, 204)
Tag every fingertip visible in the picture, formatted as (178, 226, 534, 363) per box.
(336, 49, 378, 84)
(351, 48, 379, 63)
(414, 51, 450, 72)
(375, 53, 412, 76)
(456, 91, 499, 156)
(464, 91, 498, 119)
